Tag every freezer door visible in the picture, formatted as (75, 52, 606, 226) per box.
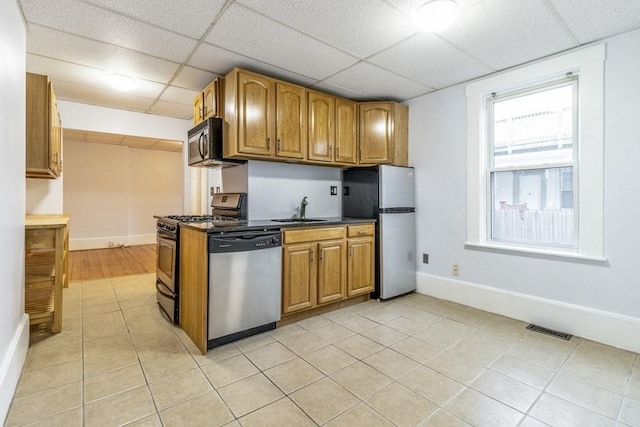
(379, 165, 415, 209)
(379, 212, 416, 299)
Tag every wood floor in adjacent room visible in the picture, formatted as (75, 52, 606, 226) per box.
(68, 244, 156, 281)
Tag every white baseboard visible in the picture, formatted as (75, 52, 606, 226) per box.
(417, 272, 640, 353)
(0, 314, 29, 424)
(70, 234, 156, 251)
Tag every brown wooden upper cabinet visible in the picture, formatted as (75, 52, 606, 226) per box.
(193, 78, 223, 125)
(223, 67, 408, 167)
(307, 90, 334, 163)
(335, 98, 358, 165)
(359, 102, 408, 167)
(275, 82, 306, 159)
(224, 68, 275, 157)
(26, 73, 62, 179)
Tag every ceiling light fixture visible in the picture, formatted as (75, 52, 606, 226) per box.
(106, 73, 138, 92)
(414, 0, 461, 32)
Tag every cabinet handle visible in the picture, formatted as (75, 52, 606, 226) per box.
(349, 247, 353, 257)
(320, 251, 324, 261)
(336, 146, 340, 158)
(358, 230, 366, 235)
(277, 139, 281, 151)
(310, 251, 314, 263)
(202, 105, 207, 119)
(267, 138, 271, 150)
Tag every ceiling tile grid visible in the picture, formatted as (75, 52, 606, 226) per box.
(367, 32, 495, 88)
(204, 3, 360, 80)
(236, 0, 418, 59)
(26, 24, 181, 83)
(435, 0, 578, 71)
(80, 0, 228, 39)
(17, 0, 640, 128)
(21, 0, 198, 63)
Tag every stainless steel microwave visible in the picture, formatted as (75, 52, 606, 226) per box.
(187, 117, 244, 168)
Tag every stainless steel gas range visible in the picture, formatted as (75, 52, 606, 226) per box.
(155, 193, 248, 324)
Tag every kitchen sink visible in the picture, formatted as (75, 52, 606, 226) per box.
(271, 218, 328, 223)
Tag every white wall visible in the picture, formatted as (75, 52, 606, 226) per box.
(409, 29, 640, 351)
(228, 161, 342, 220)
(63, 140, 182, 249)
(26, 178, 63, 214)
(0, 1, 29, 422)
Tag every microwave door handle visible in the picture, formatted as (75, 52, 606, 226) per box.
(201, 131, 209, 159)
(198, 132, 205, 159)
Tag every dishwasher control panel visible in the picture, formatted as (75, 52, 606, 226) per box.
(208, 230, 281, 253)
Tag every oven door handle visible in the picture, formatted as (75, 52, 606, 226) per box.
(156, 281, 175, 299)
(157, 230, 177, 240)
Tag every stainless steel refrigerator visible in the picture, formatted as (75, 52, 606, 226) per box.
(342, 165, 416, 299)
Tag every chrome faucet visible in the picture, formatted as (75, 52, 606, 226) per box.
(300, 196, 308, 220)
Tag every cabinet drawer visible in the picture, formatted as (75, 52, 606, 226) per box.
(347, 224, 374, 237)
(283, 227, 345, 244)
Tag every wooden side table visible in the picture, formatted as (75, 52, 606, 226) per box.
(25, 214, 70, 333)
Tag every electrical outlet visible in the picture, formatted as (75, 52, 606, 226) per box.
(452, 264, 460, 276)
(330, 185, 338, 195)
(422, 253, 429, 264)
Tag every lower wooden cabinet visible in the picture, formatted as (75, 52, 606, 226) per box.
(282, 224, 373, 316)
(347, 237, 374, 297)
(25, 214, 70, 334)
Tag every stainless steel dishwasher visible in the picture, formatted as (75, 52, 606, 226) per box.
(207, 229, 282, 349)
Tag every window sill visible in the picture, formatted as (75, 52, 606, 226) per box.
(464, 241, 607, 263)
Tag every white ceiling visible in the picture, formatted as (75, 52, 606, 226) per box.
(18, 0, 640, 122)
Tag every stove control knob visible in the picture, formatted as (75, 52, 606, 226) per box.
(271, 237, 279, 246)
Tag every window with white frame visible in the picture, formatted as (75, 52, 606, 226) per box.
(489, 78, 577, 248)
(465, 44, 605, 259)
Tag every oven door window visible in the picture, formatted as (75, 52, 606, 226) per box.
(157, 237, 176, 287)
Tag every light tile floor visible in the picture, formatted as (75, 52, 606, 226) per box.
(6, 273, 640, 426)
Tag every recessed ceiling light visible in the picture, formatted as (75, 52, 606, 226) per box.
(414, 0, 461, 32)
(106, 73, 138, 92)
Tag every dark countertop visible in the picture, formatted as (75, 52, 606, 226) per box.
(180, 217, 376, 233)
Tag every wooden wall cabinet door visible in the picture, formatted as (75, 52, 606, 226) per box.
(358, 101, 408, 166)
(276, 82, 306, 159)
(203, 78, 221, 120)
(282, 243, 316, 314)
(193, 93, 205, 125)
(237, 71, 275, 156)
(317, 240, 346, 304)
(335, 98, 357, 165)
(307, 91, 334, 163)
(26, 73, 63, 179)
(359, 102, 392, 165)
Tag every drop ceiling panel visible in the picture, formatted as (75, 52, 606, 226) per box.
(27, 54, 166, 100)
(547, 0, 640, 43)
(308, 81, 373, 101)
(189, 43, 317, 87)
(368, 33, 495, 88)
(438, 0, 577, 70)
(322, 62, 433, 101)
(81, 0, 227, 39)
(148, 100, 194, 119)
(205, 3, 359, 80)
(237, 0, 417, 58)
(50, 80, 156, 114)
(172, 67, 219, 91)
(159, 86, 200, 105)
(26, 24, 181, 83)
(21, 0, 197, 63)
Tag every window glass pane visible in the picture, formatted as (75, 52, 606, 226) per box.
(493, 84, 574, 168)
(491, 167, 574, 247)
